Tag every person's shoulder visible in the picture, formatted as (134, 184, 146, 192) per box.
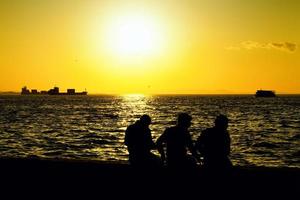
(127, 123, 135, 129)
(127, 123, 138, 131)
(201, 127, 215, 136)
(162, 126, 175, 135)
(202, 127, 212, 133)
(163, 127, 170, 133)
(157, 127, 172, 140)
(166, 126, 177, 132)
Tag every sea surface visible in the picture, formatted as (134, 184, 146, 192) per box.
(0, 94, 299, 168)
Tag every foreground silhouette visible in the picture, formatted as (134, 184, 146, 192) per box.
(124, 114, 161, 167)
(1, 157, 299, 198)
(156, 113, 198, 169)
(196, 114, 232, 170)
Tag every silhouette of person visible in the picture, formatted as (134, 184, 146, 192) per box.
(196, 114, 232, 170)
(124, 114, 161, 167)
(156, 113, 198, 169)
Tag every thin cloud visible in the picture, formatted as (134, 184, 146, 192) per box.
(270, 42, 297, 52)
(226, 41, 298, 52)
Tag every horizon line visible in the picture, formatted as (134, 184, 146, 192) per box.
(1, 91, 300, 95)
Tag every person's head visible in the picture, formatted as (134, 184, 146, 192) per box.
(177, 113, 192, 128)
(214, 114, 229, 130)
(139, 114, 151, 127)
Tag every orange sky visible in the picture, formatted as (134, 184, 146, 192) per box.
(0, 0, 299, 94)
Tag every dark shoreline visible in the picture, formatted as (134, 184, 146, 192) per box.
(1, 157, 299, 197)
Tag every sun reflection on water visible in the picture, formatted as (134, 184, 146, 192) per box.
(119, 94, 151, 118)
(1, 95, 299, 167)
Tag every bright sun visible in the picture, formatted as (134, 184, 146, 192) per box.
(105, 14, 164, 58)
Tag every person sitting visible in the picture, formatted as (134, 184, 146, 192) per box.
(196, 114, 232, 170)
(156, 113, 198, 169)
(124, 114, 161, 167)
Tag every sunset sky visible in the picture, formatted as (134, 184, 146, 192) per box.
(1, 0, 299, 94)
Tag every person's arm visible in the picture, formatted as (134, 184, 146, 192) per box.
(146, 129, 156, 150)
(156, 130, 167, 163)
(195, 136, 201, 153)
(225, 132, 231, 156)
(124, 127, 130, 146)
(186, 132, 199, 160)
(196, 130, 208, 156)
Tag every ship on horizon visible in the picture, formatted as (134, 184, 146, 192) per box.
(255, 90, 276, 97)
(21, 86, 87, 95)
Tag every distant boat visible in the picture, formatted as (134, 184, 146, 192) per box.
(255, 90, 276, 97)
(21, 86, 87, 95)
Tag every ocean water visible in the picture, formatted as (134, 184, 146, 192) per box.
(0, 94, 299, 168)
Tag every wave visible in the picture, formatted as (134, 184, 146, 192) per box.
(252, 142, 279, 148)
(1, 95, 299, 168)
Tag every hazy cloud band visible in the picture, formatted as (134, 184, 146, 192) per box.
(226, 41, 298, 52)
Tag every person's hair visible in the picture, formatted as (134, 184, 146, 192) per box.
(177, 113, 192, 124)
(140, 114, 151, 125)
(215, 114, 228, 126)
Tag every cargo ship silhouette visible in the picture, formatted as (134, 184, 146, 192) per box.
(21, 86, 87, 95)
(255, 90, 276, 97)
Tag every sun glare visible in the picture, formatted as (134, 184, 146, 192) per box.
(105, 14, 164, 58)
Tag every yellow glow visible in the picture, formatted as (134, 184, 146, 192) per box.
(0, 1, 300, 94)
(104, 13, 165, 59)
(122, 94, 146, 98)
(121, 94, 147, 102)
